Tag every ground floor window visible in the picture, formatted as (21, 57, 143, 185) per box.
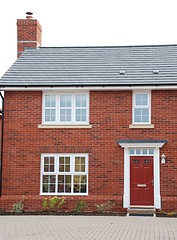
(40, 153, 88, 195)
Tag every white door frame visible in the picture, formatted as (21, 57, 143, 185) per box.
(118, 141, 166, 209)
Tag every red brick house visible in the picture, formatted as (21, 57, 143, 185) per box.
(0, 13, 177, 213)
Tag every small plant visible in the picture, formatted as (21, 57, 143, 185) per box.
(167, 211, 176, 217)
(13, 201, 24, 214)
(95, 201, 115, 213)
(42, 196, 65, 211)
(74, 200, 87, 213)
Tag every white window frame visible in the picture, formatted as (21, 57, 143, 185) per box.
(132, 91, 151, 124)
(40, 153, 88, 196)
(42, 91, 89, 125)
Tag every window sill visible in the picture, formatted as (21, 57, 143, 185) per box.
(39, 193, 88, 196)
(38, 124, 92, 129)
(129, 124, 154, 129)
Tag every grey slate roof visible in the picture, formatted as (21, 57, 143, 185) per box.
(1, 45, 177, 87)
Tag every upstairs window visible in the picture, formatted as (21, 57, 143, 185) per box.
(43, 92, 89, 124)
(133, 91, 151, 124)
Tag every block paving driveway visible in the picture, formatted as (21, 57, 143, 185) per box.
(0, 215, 177, 240)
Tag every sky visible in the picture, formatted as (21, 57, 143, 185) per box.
(0, 0, 177, 78)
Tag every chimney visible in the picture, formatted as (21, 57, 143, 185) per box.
(17, 12, 42, 57)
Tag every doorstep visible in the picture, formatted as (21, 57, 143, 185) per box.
(127, 207, 156, 217)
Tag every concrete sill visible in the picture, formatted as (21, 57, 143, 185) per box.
(129, 124, 154, 129)
(38, 124, 92, 129)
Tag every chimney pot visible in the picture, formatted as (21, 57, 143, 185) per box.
(26, 12, 33, 19)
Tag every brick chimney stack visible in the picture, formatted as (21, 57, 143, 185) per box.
(17, 12, 42, 57)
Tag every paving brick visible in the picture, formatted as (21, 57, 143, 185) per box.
(0, 216, 177, 240)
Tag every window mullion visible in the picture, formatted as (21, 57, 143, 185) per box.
(58, 93, 61, 124)
(55, 155, 58, 194)
(73, 94, 75, 124)
(71, 155, 74, 194)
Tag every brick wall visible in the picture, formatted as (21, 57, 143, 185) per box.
(0, 90, 177, 212)
(17, 18, 42, 57)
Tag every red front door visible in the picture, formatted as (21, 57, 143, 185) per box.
(130, 156, 154, 206)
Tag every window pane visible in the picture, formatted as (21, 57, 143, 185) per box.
(42, 175, 56, 193)
(65, 175, 71, 193)
(60, 109, 71, 122)
(134, 107, 149, 123)
(45, 109, 56, 122)
(60, 95, 72, 107)
(44, 157, 49, 165)
(135, 94, 148, 106)
(135, 94, 141, 105)
(45, 95, 50, 107)
(142, 149, 147, 155)
(50, 157, 54, 164)
(136, 149, 141, 154)
(58, 175, 71, 193)
(149, 149, 154, 154)
(51, 96, 56, 107)
(76, 109, 86, 122)
(58, 175, 64, 193)
(59, 157, 70, 172)
(44, 157, 55, 172)
(75, 157, 85, 172)
(81, 175, 86, 184)
(142, 94, 148, 105)
(65, 164, 70, 172)
(142, 108, 149, 116)
(45, 109, 50, 116)
(142, 115, 149, 122)
(45, 95, 56, 107)
(76, 94, 86, 107)
(81, 157, 85, 164)
(59, 157, 64, 165)
(42, 184, 48, 193)
(58, 175, 64, 183)
(134, 108, 141, 115)
(75, 157, 80, 165)
(134, 116, 141, 123)
(73, 175, 87, 193)
(130, 148, 134, 154)
(65, 157, 70, 164)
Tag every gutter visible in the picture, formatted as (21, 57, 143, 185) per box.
(2, 84, 177, 91)
(0, 92, 4, 197)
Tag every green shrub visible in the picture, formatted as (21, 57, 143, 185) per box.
(95, 201, 115, 213)
(13, 201, 24, 213)
(74, 200, 87, 213)
(42, 196, 65, 211)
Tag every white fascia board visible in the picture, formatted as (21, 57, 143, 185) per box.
(1, 85, 177, 91)
(119, 142, 166, 148)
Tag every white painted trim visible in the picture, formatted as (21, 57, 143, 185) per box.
(119, 142, 165, 148)
(17, 40, 39, 43)
(40, 153, 89, 196)
(38, 124, 92, 129)
(129, 124, 154, 129)
(132, 90, 151, 124)
(42, 91, 89, 125)
(2, 85, 177, 91)
(119, 142, 166, 209)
